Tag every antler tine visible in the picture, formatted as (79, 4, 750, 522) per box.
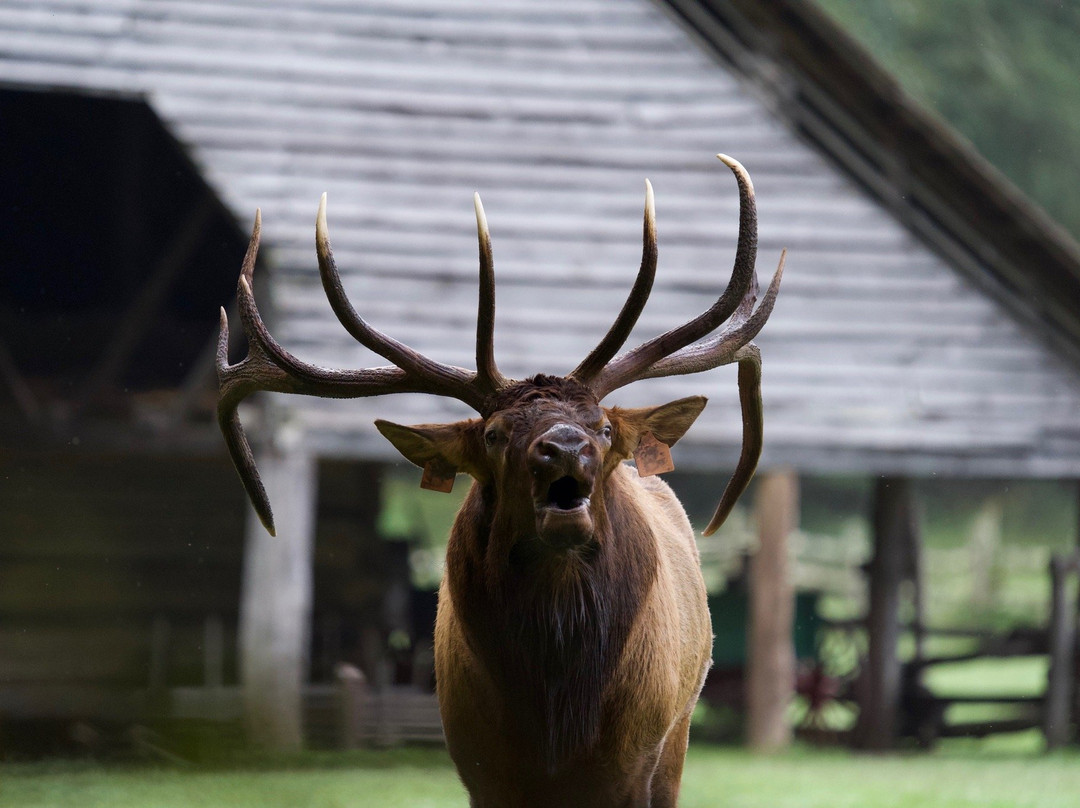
(473, 192, 507, 393)
(571, 179, 658, 383)
(701, 344, 763, 536)
(638, 250, 784, 380)
(217, 307, 277, 535)
(218, 205, 501, 534)
(635, 252, 782, 535)
(588, 155, 759, 399)
(576, 156, 784, 534)
(314, 194, 489, 411)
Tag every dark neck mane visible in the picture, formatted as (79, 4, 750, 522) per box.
(452, 468, 658, 772)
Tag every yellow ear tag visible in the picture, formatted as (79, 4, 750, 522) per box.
(634, 432, 674, 477)
(421, 460, 457, 493)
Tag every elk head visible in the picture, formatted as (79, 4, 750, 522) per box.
(374, 376, 707, 552)
(216, 155, 784, 538)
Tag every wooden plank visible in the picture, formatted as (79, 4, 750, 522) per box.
(928, 695, 1044, 706)
(239, 447, 318, 751)
(164, 99, 775, 149)
(0, 619, 233, 688)
(0, 626, 146, 684)
(746, 469, 798, 751)
(1044, 554, 1077, 750)
(938, 718, 1041, 739)
(855, 476, 918, 750)
(0, 336, 42, 423)
(0, 561, 241, 617)
(71, 197, 216, 416)
(0, 453, 246, 562)
(5, 0, 1080, 480)
(0, 684, 144, 721)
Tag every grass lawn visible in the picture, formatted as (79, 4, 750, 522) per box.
(2, 741, 1079, 808)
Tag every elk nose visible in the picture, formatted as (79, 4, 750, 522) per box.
(529, 424, 593, 471)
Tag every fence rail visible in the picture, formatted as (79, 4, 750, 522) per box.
(169, 678, 444, 748)
(0, 677, 446, 749)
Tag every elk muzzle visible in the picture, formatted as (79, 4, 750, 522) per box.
(528, 424, 598, 547)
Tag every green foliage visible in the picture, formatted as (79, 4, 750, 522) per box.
(378, 467, 468, 588)
(813, 0, 1080, 240)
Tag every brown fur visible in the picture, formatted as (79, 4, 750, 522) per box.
(379, 379, 712, 808)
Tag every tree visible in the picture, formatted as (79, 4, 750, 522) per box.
(814, 0, 1080, 241)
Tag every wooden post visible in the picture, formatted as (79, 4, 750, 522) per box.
(910, 517, 927, 666)
(147, 615, 171, 717)
(335, 663, 367, 749)
(204, 614, 225, 690)
(238, 447, 318, 750)
(1074, 483, 1080, 736)
(969, 497, 1003, 610)
(856, 476, 917, 750)
(746, 468, 798, 752)
(1044, 555, 1076, 749)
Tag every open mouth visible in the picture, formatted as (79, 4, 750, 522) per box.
(543, 475, 590, 513)
(535, 475, 594, 546)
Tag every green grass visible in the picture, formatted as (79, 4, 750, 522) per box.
(925, 657, 1049, 699)
(4, 743, 1080, 807)
(0, 747, 463, 808)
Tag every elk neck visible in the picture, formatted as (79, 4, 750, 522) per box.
(446, 466, 660, 772)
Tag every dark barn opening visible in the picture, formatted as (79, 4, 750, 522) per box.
(0, 85, 244, 415)
(0, 85, 250, 755)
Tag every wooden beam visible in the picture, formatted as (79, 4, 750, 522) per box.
(0, 413, 225, 455)
(856, 476, 919, 750)
(746, 468, 798, 752)
(1044, 554, 1077, 750)
(204, 614, 225, 690)
(1075, 487, 1080, 737)
(0, 336, 42, 424)
(69, 196, 215, 416)
(163, 302, 238, 427)
(239, 446, 317, 750)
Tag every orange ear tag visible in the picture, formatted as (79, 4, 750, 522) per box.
(634, 432, 674, 477)
(420, 460, 457, 493)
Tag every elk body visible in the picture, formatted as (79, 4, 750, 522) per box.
(217, 156, 783, 807)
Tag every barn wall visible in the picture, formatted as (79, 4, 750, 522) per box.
(0, 451, 247, 714)
(6, 0, 1080, 478)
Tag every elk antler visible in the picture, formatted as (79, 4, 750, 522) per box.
(571, 179, 658, 382)
(219, 157, 782, 537)
(216, 194, 512, 534)
(572, 155, 785, 535)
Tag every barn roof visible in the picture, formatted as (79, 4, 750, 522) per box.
(3, 0, 1080, 477)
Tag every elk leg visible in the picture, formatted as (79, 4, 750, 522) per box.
(649, 710, 693, 808)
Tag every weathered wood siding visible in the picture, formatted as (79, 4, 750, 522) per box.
(0, 452, 246, 713)
(2, 0, 1080, 476)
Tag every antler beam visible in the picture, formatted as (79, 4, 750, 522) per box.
(571, 179, 658, 382)
(574, 154, 784, 532)
(217, 198, 514, 534)
(217, 155, 783, 536)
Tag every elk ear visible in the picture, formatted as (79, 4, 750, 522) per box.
(374, 419, 486, 481)
(609, 395, 707, 455)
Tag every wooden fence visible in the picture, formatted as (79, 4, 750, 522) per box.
(165, 669, 443, 748)
(894, 551, 1080, 747)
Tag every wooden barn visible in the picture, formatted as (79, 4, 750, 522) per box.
(2, 0, 1080, 752)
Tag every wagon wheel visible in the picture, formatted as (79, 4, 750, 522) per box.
(794, 623, 862, 739)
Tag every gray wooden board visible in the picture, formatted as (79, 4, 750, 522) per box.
(4, 0, 1080, 476)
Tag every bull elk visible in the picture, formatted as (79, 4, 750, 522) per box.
(217, 155, 783, 807)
